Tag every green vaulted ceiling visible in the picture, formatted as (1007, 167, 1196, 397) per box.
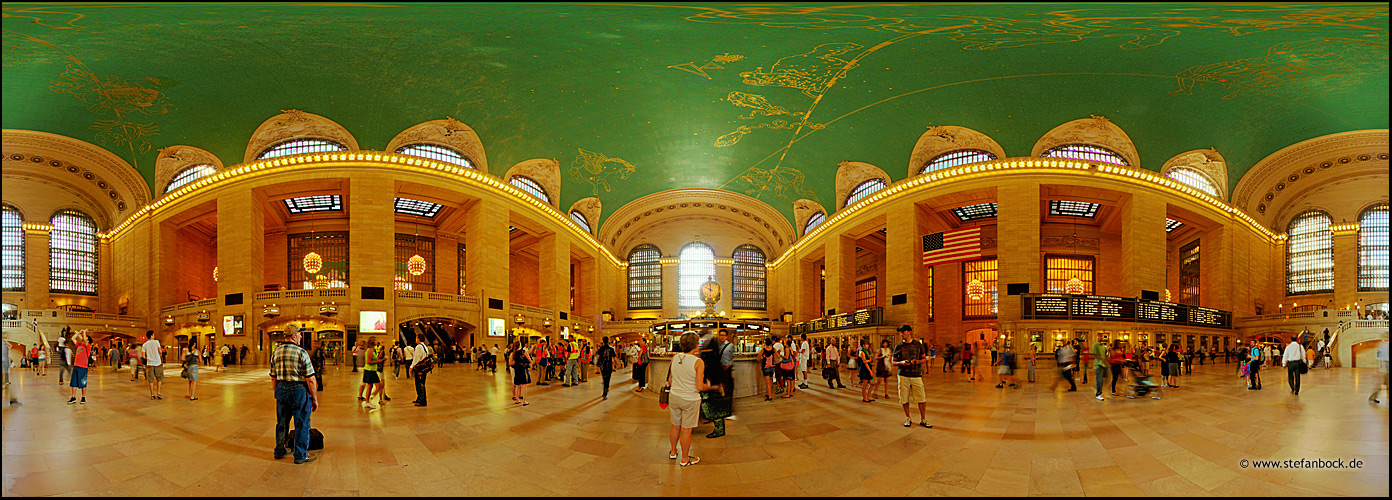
(3, 3, 1388, 226)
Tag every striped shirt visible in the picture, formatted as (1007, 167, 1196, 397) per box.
(269, 341, 315, 382)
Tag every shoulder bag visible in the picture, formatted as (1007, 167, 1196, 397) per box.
(658, 356, 673, 408)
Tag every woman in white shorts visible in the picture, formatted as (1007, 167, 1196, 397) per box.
(665, 331, 710, 467)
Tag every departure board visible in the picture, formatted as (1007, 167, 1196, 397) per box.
(791, 307, 884, 334)
(1022, 294, 1231, 329)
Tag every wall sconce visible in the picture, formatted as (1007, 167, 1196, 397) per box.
(514, 314, 525, 327)
(543, 318, 552, 328)
(196, 310, 210, 323)
(319, 301, 338, 316)
(163, 315, 175, 325)
(263, 304, 281, 318)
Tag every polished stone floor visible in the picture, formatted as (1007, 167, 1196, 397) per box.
(1, 357, 1388, 497)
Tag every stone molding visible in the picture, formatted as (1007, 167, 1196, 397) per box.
(1030, 115, 1140, 170)
(1040, 235, 1100, 251)
(243, 109, 360, 163)
(906, 126, 1007, 178)
(1231, 130, 1388, 225)
(3, 129, 150, 222)
(792, 198, 827, 238)
(384, 117, 490, 174)
(1, 171, 116, 229)
(601, 188, 792, 257)
(835, 161, 890, 210)
(503, 158, 562, 209)
(568, 197, 602, 235)
(1161, 148, 1228, 200)
(154, 145, 223, 195)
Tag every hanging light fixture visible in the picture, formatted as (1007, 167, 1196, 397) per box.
(1065, 277, 1085, 295)
(303, 216, 322, 274)
(1165, 289, 1172, 302)
(313, 274, 328, 289)
(213, 266, 219, 282)
(408, 254, 427, 276)
(966, 279, 986, 301)
(394, 274, 410, 290)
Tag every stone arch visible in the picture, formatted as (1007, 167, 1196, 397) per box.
(1031, 115, 1140, 169)
(1161, 148, 1228, 199)
(568, 197, 602, 235)
(907, 126, 1007, 178)
(155, 145, 223, 195)
(503, 158, 562, 209)
(3, 130, 150, 221)
(793, 199, 828, 238)
(243, 109, 359, 163)
(385, 117, 489, 174)
(835, 161, 890, 211)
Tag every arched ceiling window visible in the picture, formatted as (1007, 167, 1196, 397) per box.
(1360, 204, 1389, 292)
(920, 149, 997, 175)
(1041, 144, 1129, 166)
(844, 178, 886, 208)
(396, 143, 475, 169)
(255, 138, 348, 160)
(732, 244, 766, 310)
(678, 242, 715, 310)
(1287, 210, 1333, 295)
(627, 244, 662, 310)
(804, 211, 826, 234)
(569, 211, 591, 233)
(2, 205, 23, 292)
(164, 164, 218, 193)
(1166, 167, 1218, 197)
(49, 209, 98, 295)
(509, 175, 550, 203)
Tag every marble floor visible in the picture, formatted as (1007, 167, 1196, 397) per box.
(1, 358, 1388, 497)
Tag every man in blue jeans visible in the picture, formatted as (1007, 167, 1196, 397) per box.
(1091, 339, 1109, 401)
(270, 328, 319, 464)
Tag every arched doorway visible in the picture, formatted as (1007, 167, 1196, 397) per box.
(255, 316, 347, 365)
(397, 317, 477, 364)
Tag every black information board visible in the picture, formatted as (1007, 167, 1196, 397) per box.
(1022, 294, 1231, 328)
(791, 307, 884, 335)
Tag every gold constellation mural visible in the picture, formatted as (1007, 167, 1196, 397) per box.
(569, 148, 637, 196)
(667, 53, 745, 79)
(1171, 38, 1386, 100)
(738, 42, 861, 98)
(49, 64, 170, 154)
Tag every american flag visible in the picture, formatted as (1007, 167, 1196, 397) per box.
(922, 227, 982, 267)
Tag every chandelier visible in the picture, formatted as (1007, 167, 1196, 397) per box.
(212, 266, 219, 282)
(394, 274, 410, 290)
(313, 274, 328, 289)
(407, 254, 427, 276)
(303, 251, 322, 274)
(966, 279, 986, 301)
(1065, 277, 1085, 295)
(1165, 289, 1172, 302)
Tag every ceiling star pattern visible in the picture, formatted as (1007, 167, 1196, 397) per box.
(3, 3, 1386, 227)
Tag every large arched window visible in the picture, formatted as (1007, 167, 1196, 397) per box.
(1360, 204, 1389, 291)
(255, 138, 348, 160)
(49, 209, 98, 295)
(731, 245, 766, 310)
(1286, 210, 1333, 295)
(2, 205, 23, 291)
(804, 211, 826, 234)
(509, 175, 550, 203)
(396, 144, 475, 169)
(569, 211, 591, 234)
(920, 149, 997, 175)
(627, 244, 662, 310)
(844, 178, 886, 208)
(1041, 144, 1129, 166)
(164, 164, 218, 193)
(678, 242, 716, 310)
(1166, 167, 1218, 197)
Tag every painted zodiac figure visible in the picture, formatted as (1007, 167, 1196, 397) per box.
(1171, 39, 1370, 99)
(569, 149, 637, 195)
(740, 42, 862, 97)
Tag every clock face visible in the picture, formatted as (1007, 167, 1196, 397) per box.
(700, 282, 721, 302)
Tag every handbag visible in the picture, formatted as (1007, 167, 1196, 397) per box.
(847, 357, 857, 370)
(180, 365, 189, 379)
(1298, 360, 1308, 374)
(658, 357, 673, 408)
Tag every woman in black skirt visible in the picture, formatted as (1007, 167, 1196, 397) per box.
(512, 342, 532, 406)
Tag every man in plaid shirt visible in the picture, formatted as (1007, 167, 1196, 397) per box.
(270, 327, 319, 464)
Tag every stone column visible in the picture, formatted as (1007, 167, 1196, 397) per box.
(579, 257, 598, 320)
(537, 233, 570, 318)
(715, 259, 733, 315)
(885, 200, 930, 332)
(156, 221, 181, 308)
(216, 189, 264, 361)
(24, 227, 50, 310)
(661, 258, 679, 318)
(463, 199, 510, 309)
(997, 184, 1041, 349)
(1332, 227, 1359, 310)
(823, 233, 856, 316)
(436, 235, 458, 295)
(794, 257, 819, 321)
(1203, 225, 1232, 311)
(1119, 192, 1167, 297)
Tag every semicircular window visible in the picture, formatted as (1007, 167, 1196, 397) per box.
(844, 178, 886, 208)
(164, 164, 218, 193)
(920, 149, 997, 175)
(1041, 144, 1128, 166)
(804, 211, 827, 234)
(569, 211, 591, 233)
(396, 144, 475, 169)
(1166, 167, 1218, 197)
(256, 138, 348, 160)
(509, 176, 550, 203)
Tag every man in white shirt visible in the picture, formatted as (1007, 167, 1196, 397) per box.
(141, 330, 165, 400)
(1370, 338, 1388, 404)
(797, 334, 811, 389)
(1281, 336, 1306, 396)
(219, 344, 231, 372)
(825, 342, 845, 389)
(772, 337, 789, 396)
(409, 338, 431, 406)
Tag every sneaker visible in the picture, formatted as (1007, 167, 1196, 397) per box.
(79, 398, 86, 404)
(726, 415, 737, 421)
(294, 455, 318, 464)
(1095, 395, 1104, 401)
(919, 421, 932, 428)
(67, 397, 77, 405)
(903, 418, 912, 427)
(364, 403, 377, 409)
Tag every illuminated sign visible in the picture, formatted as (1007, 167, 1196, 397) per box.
(1023, 294, 1230, 328)
(359, 311, 387, 333)
(488, 318, 505, 337)
(222, 315, 244, 336)
(790, 307, 884, 335)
